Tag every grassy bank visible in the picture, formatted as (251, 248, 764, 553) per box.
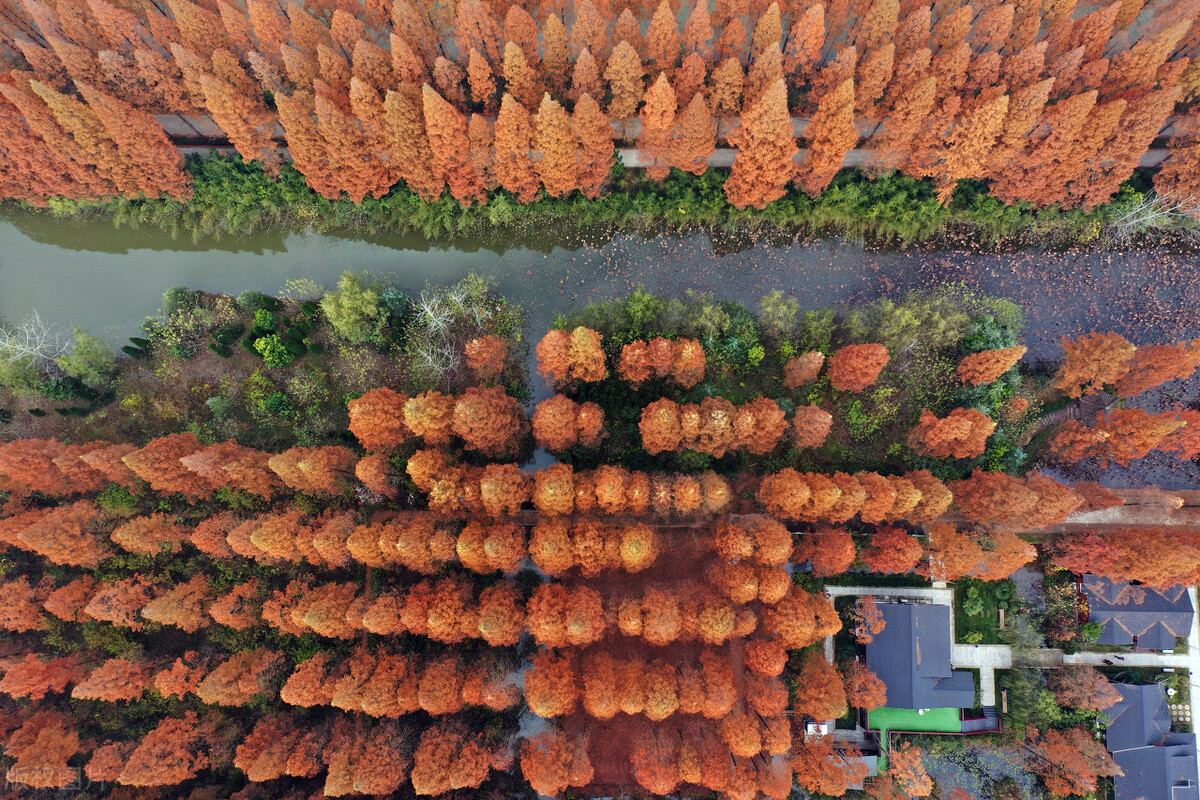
(14, 155, 1200, 248)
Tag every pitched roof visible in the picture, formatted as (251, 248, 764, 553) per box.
(865, 603, 975, 710)
(1112, 736, 1199, 800)
(1105, 685, 1198, 800)
(1105, 684, 1172, 753)
(1083, 575, 1193, 648)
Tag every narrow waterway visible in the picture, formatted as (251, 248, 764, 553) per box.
(5, 209, 1200, 364)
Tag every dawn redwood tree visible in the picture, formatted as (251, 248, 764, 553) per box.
(123, 432, 210, 500)
(889, 742, 933, 796)
(1048, 419, 1109, 462)
(494, 92, 540, 202)
(606, 40, 646, 120)
(140, 574, 212, 632)
(793, 649, 848, 721)
(1093, 408, 1185, 466)
(725, 79, 796, 209)
(423, 84, 487, 204)
(850, 595, 886, 643)
(844, 659, 887, 711)
(570, 48, 603, 102)
(672, 91, 716, 174)
(0, 654, 86, 700)
(798, 78, 856, 195)
(348, 387, 411, 451)
(1048, 665, 1122, 711)
(922, 522, 984, 581)
(792, 735, 870, 796)
(709, 57, 745, 117)
(384, 85, 445, 201)
(452, 386, 527, 456)
(784, 351, 826, 387)
(521, 730, 591, 796)
(950, 469, 1039, 526)
(827, 344, 890, 391)
(907, 407, 997, 459)
(1114, 340, 1200, 397)
(1105, 527, 1200, 588)
(860, 526, 924, 574)
(4, 710, 80, 789)
(572, 93, 615, 198)
(681, 0, 714, 60)
(268, 446, 357, 493)
(72, 657, 154, 701)
(76, 82, 191, 199)
(645, 0, 680, 75)
(525, 650, 579, 718)
(957, 345, 1028, 385)
(1024, 727, 1121, 797)
(796, 528, 857, 577)
(118, 712, 231, 786)
(1054, 332, 1136, 397)
(638, 73, 676, 180)
(534, 94, 578, 197)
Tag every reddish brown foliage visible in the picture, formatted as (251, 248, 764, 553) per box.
(1054, 332, 1136, 397)
(957, 346, 1027, 385)
(72, 657, 154, 701)
(908, 407, 997, 459)
(0, 654, 86, 700)
(453, 387, 527, 456)
(844, 659, 888, 711)
(4, 710, 80, 789)
(1025, 727, 1120, 797)
(860, 526, 924, 574)
(348, 387, 411, 451)
(827, 343, 890, 391)
(1048, 665, 1122, 711)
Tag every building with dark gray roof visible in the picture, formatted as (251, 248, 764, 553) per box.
(1082, 575, 1193, 651)
(864, 603, 975, 710)
(1105, 683, 1199, 800)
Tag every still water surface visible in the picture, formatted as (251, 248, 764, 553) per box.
(3, 208, 1199, 362)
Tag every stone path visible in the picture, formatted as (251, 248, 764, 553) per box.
(951, 645, 1013, 706)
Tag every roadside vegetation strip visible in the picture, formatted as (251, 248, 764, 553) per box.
(22, 155, 1200, 249)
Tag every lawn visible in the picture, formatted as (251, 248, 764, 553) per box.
(868, 707, 964, 737)
(954, 578, 1018, 644)
(868, 707, 964, 768)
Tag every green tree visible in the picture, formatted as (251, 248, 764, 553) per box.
(56, 329, 118, 391)
(320, 272, 386, 345)
(254, 334, 296, 368)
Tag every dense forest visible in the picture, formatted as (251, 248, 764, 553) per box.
(0, 282, 1198, 798)
(3, 0, 1200, 210)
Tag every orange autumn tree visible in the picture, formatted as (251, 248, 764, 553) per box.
(792, 650, 848, 721)
(860, 527, 923, 574)
(1054, 332, 1136, 397)
(1023, 727, 1120, 797)
(1115, 340, 1200, 396)
(348, 387, 411, 451)
(798, 78, 857, 195)
(1047, 665, 1122, 711)
(725, 78, 796, 209)
(889, 741, 933, 796)
(827, 343, 890, 391)
(638, 73, 676, 181)
(4, 710, 81, 789)
(537, 327, 607, 385)
(844, 659, 887, 711)
(907, 407, 997, 459)
(850, 594, 886, 643)
(957, 345, 1028, 385)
